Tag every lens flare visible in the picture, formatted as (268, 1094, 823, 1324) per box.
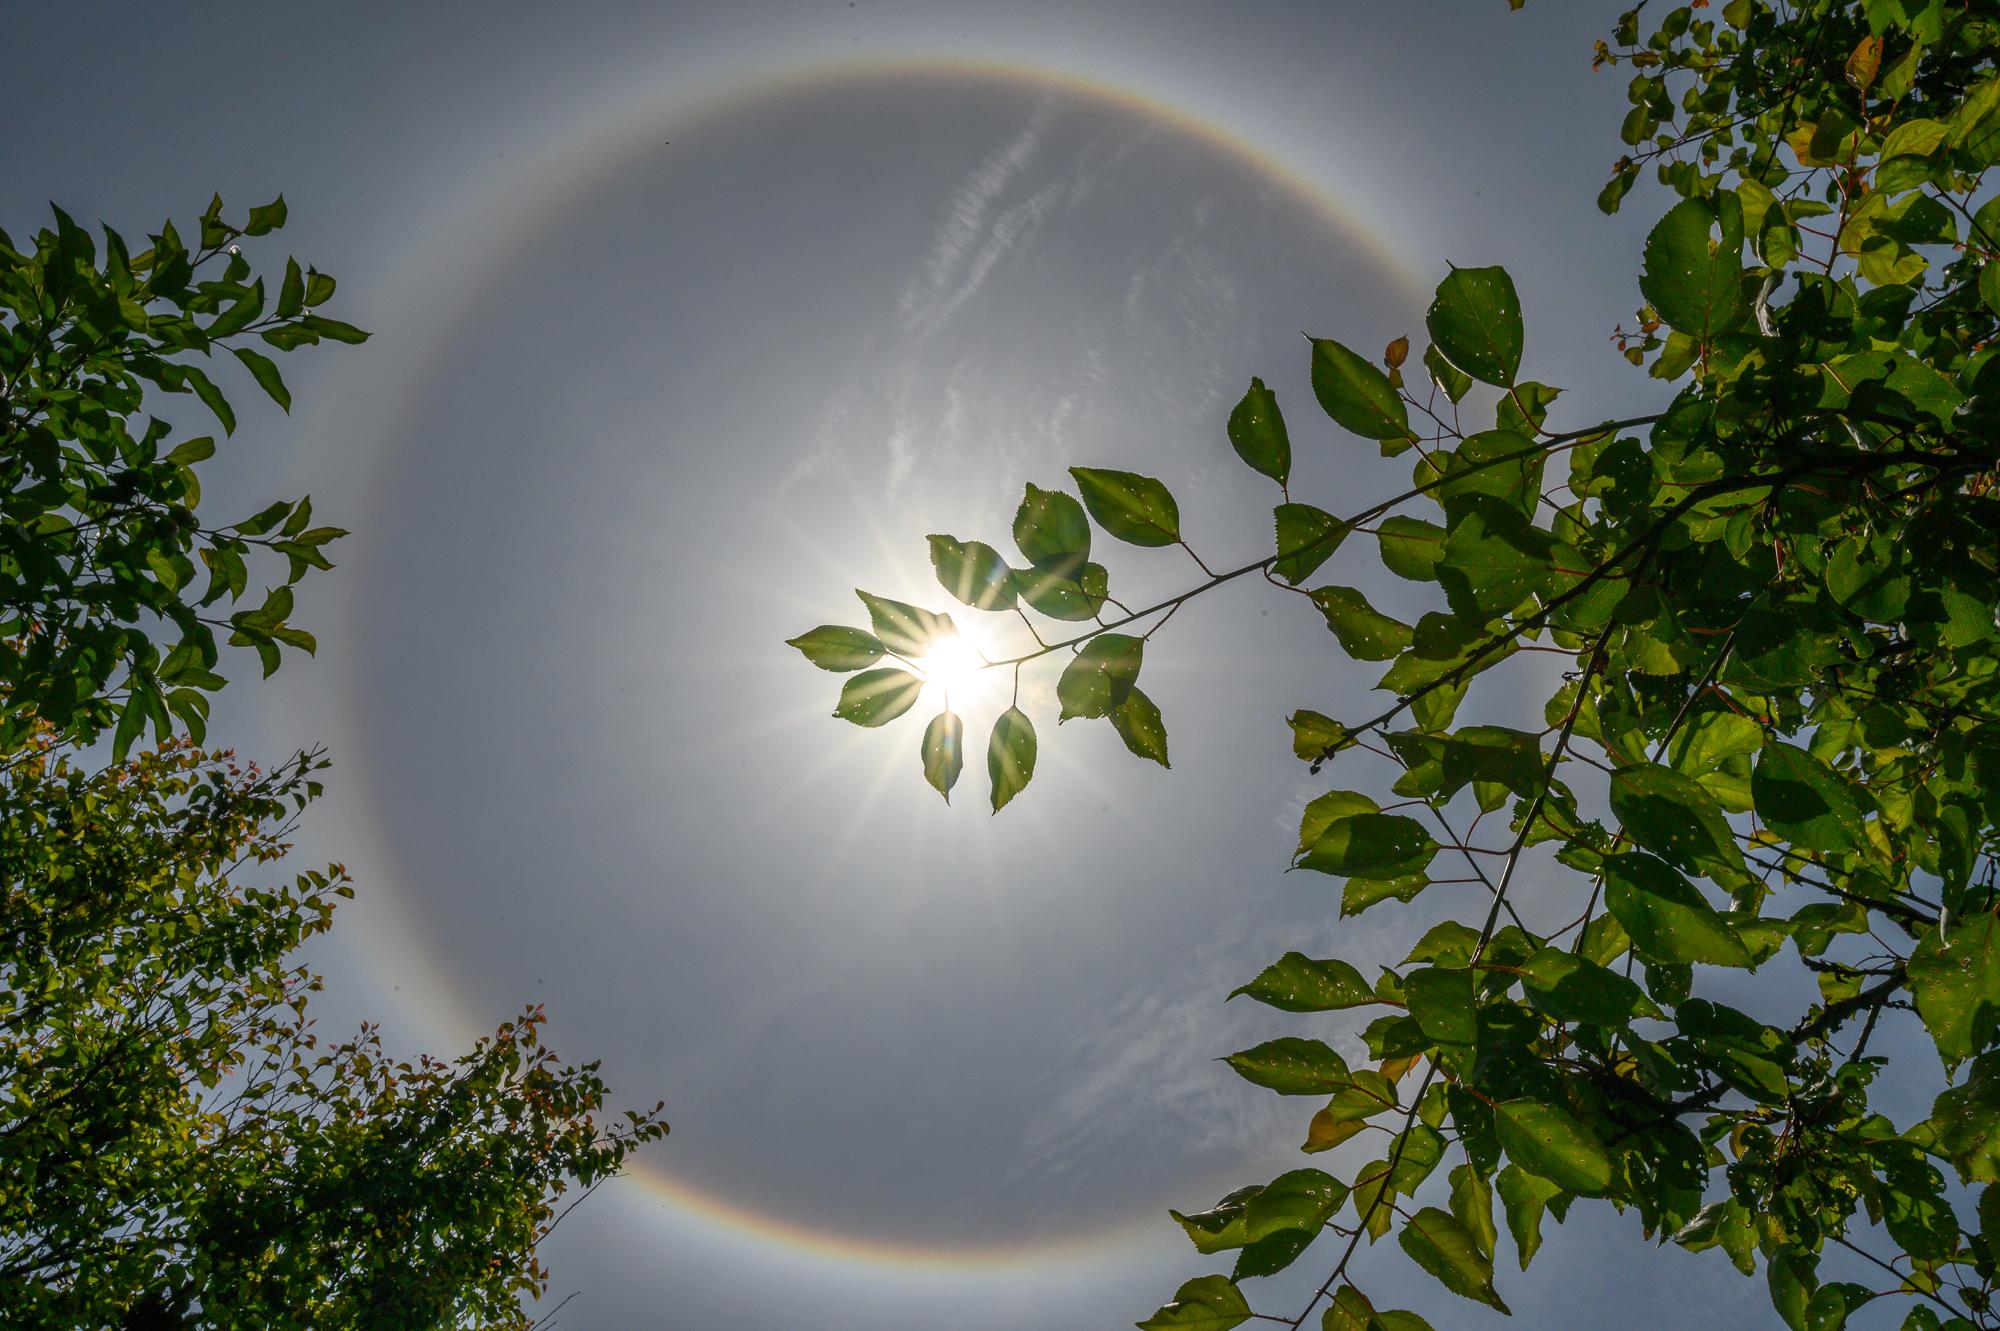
(914, 633, 994, 707)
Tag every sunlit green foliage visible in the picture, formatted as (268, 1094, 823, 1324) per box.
(2, 200, 666, 1328)
(796, 3, 2000, 1326)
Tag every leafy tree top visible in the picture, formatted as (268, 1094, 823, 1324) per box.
(794, 3, 2000, 1327)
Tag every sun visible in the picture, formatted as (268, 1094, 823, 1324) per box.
(912, 631, 997, 708)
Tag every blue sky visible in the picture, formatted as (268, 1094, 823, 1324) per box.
(5, 3, 1861, 1327)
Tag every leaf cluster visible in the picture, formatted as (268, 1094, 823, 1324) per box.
(796, 4, 2000, 1328)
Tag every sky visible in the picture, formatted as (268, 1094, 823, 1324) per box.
(2, 3, 1899, 1327)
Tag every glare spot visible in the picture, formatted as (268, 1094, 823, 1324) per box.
(914, 632, 997, 708)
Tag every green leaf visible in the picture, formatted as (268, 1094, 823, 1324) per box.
(1434, 496, 1561, 617)
(231, 346, 290, 411)
(243, 194, 288, 235)
(1228, 377, 1291, 487)
(1014, 483, 1091, 569)
(922, 712, 964, 802)
(1397, 1207, 1510, 1312)
(1520, 947, 1662, 1026)
(1057, 634, 1144, 720)
(1111, 686, 1170, 767)
(1376, 516, 1447, 582)
(1609, 761, 1747, 878)
(1424, 343, 1473, 402)
(1290, 710, 1351, 765)
(277, 256, 305, 318)
(1496, 1164, 1562, 1270)
(1449, 1164, 1497, 1261)
(1310, 337, 1411, 445)
(1494, 1099, 1613, 1196)
(1071, 467, 1182, 547)
(1274, 504, 1348, 585)
(1405, 967, 1477, 1046)
(1171, 1186, 1258, 1254)
(787, 625, 885, 671)
(1014, 560, 1109, 621)
(855, 591, 955, 658)
(928, 536, 1017, 610)
(1909, 915, 2000, 1067)
(987, 706, 1037, 812)
(181, 363, 236, 436)
(1229, 953, 1377, 1012)
(1223, 1037, 1351, 1095)
(1299, 789, 1381, 855)
(1137, 1276, 1251, 1331)
(1752, 743, 1866, 853)
(1426, 265, 1524, 387)
(1604, 853, 1753, 967)
(1311, 587, 1412, 661)
(1297, 814, 1439, 880)
(1640, 196, 1747, 340)
(1932, 1055, 2000, 1184)
(833, 669, 924, 727)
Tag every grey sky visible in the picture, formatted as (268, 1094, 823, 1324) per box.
(6, 3, 1876, 1327)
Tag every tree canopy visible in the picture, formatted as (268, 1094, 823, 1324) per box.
(1, 199, 665, 1328)
(793, 3, 2000, 1327)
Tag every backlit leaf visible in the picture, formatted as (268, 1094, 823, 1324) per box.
(1058, 634, 1144, 720)
(1072, 466, 1182, 546)
(1311, 337, 1411, 445)
(987, 706, 1037, 812)
(928, 535, 1017, 610)
(1397, 1207, 1510, 1312)
(1228, 377, 1291, 487)
(787, 625, 884, 671)
(922, 712, 964, 802)
(1137, 1275, 1252, 1331)
(1229, 953, 1377, 1012)
(1274, 503, 1347, 585)
(855, 590, 955, 658)
(1426, 265, 1524, 387)
(833, 669, 924, 727)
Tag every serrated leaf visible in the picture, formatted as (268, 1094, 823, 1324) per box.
(1311, 337, 1411, 444)
(1274, 503, 1347, 585)
(1405, 966, 1476, 1047)
(1298, 813, 1439, 880)
(1449, 1164, 1497, 1261)
(1071, 466, 1181, 546)
(1426, 265, 1523, 386)
(1604, 852, 1753, 967)
(1014, 483, 1090, 570)
(1640, 196, 1746, 340)
(1229, 377, 1290, 486)
(855, 590, 955, 658)
(1311, 586, 1412, 661)
(1609, 761, 1748, 879)
(987, 706, 1036, 812)
(1496, 1164, 1562, 1270)
(922, 712, 964, 802)
(1057, 634, 1143, 720)
(1376, 516, 1447, 582)
(1397, 1207, 1509, 1312)
(1014, 559, 1109, 621)
(1909, 915, 2000, 1068)
(1520, 947, 1661, 1025)
(1494, 1099, 1613, 1196)
(1752, 742, 1866, 853)
(833, 669, 923, 726)
(1230, 953, 1376, 1012)
(1224, 1037, 1351, 1095)
(787, 625, 885, 671)
(928, 535, 1016, 610)
(1137, 1276, 1252, 1331)
(1111, 686, 1169, 767)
